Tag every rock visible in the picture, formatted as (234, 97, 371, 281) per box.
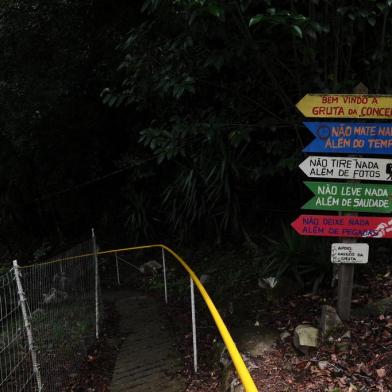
(341, 330, 351, 340)
(353, 296, 392, 317)
(220, 354, 256, 392)
(318, 360, 329, 370)
(139, 260, 161, 274)
(280, 330, 291, 341)
(230, 378, 244, 392)
(232, 325, 279, 357)
(320, 305, 342, 335)
(221, 366, 235, 392)
(293, 324, 319, 354)
(335, 342, 350, 352)
(241, 354, 258, 371)
(211, 340, 230, 370)
(220, 347, 232, 369)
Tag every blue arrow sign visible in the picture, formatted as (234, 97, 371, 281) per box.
(303, 122, 392, 155)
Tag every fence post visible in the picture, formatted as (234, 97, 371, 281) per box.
(190, 277, 198, 373)
(115, 251, 121, 285)
(161, 248, 168, 304)
(12, 260, 43, 391)
(91, 228, 100, 339)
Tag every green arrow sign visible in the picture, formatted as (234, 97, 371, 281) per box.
(302, 181, 392, 213)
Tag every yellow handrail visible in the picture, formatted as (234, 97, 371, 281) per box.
(97, 244, 258, 392)
(22, 243, 259, 391)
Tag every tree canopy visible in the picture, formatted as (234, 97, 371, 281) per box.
(1, 0, 392, 259)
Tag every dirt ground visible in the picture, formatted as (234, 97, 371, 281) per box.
(67, 264, 392, 392)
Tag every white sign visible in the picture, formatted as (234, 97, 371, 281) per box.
(299, 156, 392, 182)
(331, 243, 369, 264)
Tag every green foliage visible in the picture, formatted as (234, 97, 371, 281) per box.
(100, 0, 392, 243)
(33, 241, 52, 261)
(0, 0, 141, 254)
(262, 224, 331, 290)
(249, 7, 309, 41)
(1, 0, 392, 253)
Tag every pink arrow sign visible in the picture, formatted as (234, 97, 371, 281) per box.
(291, 214, 392, 238)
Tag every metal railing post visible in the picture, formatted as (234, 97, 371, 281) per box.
(89, 244, 257, 390)
(115, 251, 121, 285)
(162, 248, 168, 304)
(92, 228, 100, 339)
(12, 260, 43, 391)
(190, 277, 198, 373)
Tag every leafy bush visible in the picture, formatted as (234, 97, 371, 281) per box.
(261, 224, 331, 292)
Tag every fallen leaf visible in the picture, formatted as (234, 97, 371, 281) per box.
(376, 368, 386, 378)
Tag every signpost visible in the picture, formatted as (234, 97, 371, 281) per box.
(296, 94, 392, 119)
(301, 181, 392, 213)
(291, 214, 392, 239)
(303, 122, 392, 154)
(331, 243, 369, 264)
(295, 85, 392, 321)
(299, 156, 392, 182)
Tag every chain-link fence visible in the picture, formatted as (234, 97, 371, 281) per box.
(0, 237, 100, 391)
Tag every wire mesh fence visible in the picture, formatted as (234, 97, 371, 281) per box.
(0, 239, 99, 391)
(0, 270, 36, 391)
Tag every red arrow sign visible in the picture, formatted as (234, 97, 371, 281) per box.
(291, 214, 392, 238)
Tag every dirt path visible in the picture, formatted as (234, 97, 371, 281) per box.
(109, 292, 186, 392)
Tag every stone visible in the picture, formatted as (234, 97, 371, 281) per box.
(230, 378, 244, 392)
(335, 342, 350, 353)
(220, 355, 256, 392)
(242, 354, 258, 371)
(320, 305, 342, 335)
(221, 366, 235, 392)
(318, 360, 329, 370)
(232, 325, 279, 357)
(219, 346, 232, 369)
(353, 295, 392, 317)
(341, 330, 351, 340)
(280, 330, 291, 341)
(293, 324, 319, 353)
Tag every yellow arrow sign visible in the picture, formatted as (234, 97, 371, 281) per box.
(296, 94, 392, 119)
